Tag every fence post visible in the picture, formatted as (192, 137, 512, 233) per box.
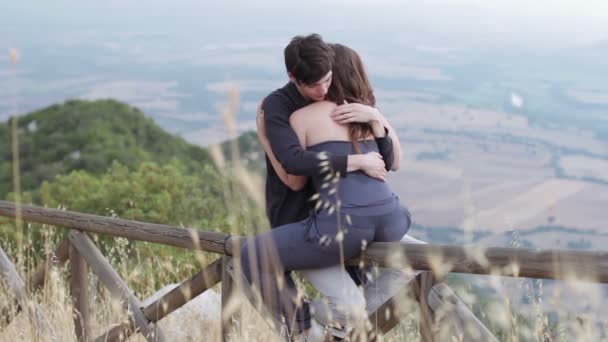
(417, 272, 436, 342)
(95, 258, 223, 341)
(70, 240, 91, 341)
(68, 230, 165, 342)
(1, 238, 69, 332)
(221, 256, 239, 341)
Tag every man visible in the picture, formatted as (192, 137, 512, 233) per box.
(255, 33, 396, 337)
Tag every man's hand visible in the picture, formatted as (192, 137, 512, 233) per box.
(349, 152, 387, 181)
(331, 101, 380, 124)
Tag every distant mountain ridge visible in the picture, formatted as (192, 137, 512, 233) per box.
(0, 99, 213, 199)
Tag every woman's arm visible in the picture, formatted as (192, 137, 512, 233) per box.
(257, 103, 308, 191)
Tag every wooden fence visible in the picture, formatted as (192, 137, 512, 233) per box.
(1, 200, 607, 341)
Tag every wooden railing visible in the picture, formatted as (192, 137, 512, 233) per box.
(1, 200, 607, 341)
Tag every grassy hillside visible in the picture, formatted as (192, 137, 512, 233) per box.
(0, 98, 268, 259)
(0, 99, 211, 199)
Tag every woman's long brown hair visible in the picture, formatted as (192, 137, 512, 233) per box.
(326, 44, 376, 153)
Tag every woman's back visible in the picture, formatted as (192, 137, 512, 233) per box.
(308, 140, 395, 215)
(290, 101, 396, 215)
(290, 101, 352, 147)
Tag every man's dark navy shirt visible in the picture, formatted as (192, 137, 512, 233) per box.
(262, 82, 395, 228)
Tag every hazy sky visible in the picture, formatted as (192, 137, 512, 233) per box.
(2, 0, 607, 49)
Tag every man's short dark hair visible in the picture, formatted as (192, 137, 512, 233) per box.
(284, 34, 334, 85)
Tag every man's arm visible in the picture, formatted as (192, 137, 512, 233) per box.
(263, 95, 347, 176)
(366, 115, 395, 171)
(375, 111, 401, 171)
(256, 103, 308, 191)
(374, 128, 395, 171)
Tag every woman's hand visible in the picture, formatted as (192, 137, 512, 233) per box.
(331, 101, 380, 124)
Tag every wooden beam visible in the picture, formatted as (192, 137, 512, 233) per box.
(362, 273, 499, 342)
(355, 242, 608, 283)
(428, 283, 498, 342)
(2, 201, 608, 283)
(224, 236, 245, 257)
(68, 230, 165, 342)
(95, 258, 223, 342)
(363, 272, 418, 341)
(0, 244, 55, 340)
(145, 258, 223, 321)
(31, 237, 71, 292)
(70, 242, 91, 342)
(0, 201, 229, 254)
(1, 238, 70, 330)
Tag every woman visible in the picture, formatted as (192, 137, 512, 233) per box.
(241, 44, 411, 340)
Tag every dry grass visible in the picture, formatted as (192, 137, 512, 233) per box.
(1, 75, 607, 341)
(2, 239, 607, 341)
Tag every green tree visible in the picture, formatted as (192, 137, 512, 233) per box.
(0, 99, 212, 200)
(40, 160, 244, 230)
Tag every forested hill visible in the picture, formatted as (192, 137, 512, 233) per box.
(0, 99, 212, 198)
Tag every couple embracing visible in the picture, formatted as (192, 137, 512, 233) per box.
(239, 33, 414, 341)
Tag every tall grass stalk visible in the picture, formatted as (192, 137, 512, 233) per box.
(8, 48, 23, 263)
(1, 83, 606, 342)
